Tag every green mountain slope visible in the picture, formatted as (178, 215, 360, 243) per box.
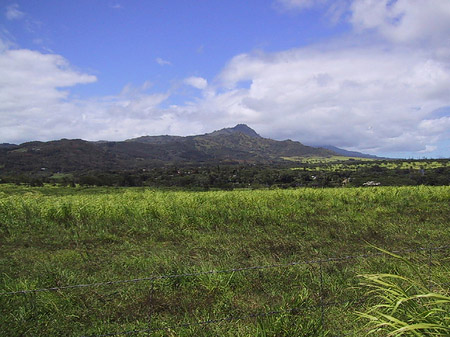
(128, 124, 335, 162)
(0, 125, 338, 173)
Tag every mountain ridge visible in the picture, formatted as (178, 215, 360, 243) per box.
(0, 125, 375, 174)
(126, 124, 335, 162)
(320, 145, 381, 159)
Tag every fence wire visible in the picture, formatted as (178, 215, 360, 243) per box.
(2, 245, 448, 337)
(2, 245, 448, 296)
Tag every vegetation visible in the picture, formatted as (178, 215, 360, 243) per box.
(1, 124, 448, 190)
(0, 125, 334, 175)
(1, 158, 449, 189)
(282, 155, 375, 163)
(1, 185, 449, 336)
(358, 249, 450, 336)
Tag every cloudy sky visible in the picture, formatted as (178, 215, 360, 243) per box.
(1, 0, 449, 158)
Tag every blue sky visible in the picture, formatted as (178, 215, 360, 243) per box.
(1, 0, 449, 158)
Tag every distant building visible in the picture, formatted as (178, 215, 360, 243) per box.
(363, 181, 380, 186)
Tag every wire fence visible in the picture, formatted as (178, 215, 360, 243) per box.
(2, 245, 448, 296)
(2, 244, 449, 336)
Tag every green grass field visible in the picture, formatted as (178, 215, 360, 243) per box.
(282, 155, 375, 163)
(290, 158, 450, 172)
(0, 185, 449, 336)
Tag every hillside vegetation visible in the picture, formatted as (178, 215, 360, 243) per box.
(0, 125, 334, 175)
(2, 124, 448, 190)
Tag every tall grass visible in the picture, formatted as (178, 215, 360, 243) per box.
(0, 185, 449, 336)
(358, 248, 450, 336)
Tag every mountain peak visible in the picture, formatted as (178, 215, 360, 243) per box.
(232, 124, 260, 137)
(209, 124, 261, 138)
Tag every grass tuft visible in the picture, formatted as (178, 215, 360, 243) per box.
(357, 248, 450, 336)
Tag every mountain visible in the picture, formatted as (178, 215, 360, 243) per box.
(125, 135, 183, 144)
(206, 124, 261, 138)
(1, 139, 122, 172)
(126, 124, 261, 144)
(0, 125, 361, 174)
(321, 145, 381, 159)
(127, 124, 334, 162)
(0, 143, 18, 149)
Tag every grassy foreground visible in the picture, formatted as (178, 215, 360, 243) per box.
(0, 185, 449, 336)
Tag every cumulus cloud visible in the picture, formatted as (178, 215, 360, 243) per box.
(0, 49, 96, 113)
(184, 76, 208, 90)
(350, 0, 450, 44)
(1, 0, 450, 157)
(5, 4, 25, 20)
(232, 0, 450, 155)
(204, 43, 450, 153)
(0, 47, 97, 142)
(1, 34, 450, 156)
(277, 0, 450, 47)
(0, 44, 205, 143)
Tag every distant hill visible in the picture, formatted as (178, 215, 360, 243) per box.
(320, 145, 381, 159)
(126, 124, 335, 163)
(206, 124, 261, 138)
(0, 143, 18, 149)
(125, 135, 183, 145)
(0, 125, 374, 174)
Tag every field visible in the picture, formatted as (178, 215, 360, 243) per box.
(282, 155, 375, 163)
(1, 185, 449, 336)
(290, 158, 450, 172)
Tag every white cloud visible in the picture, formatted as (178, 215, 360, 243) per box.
(276, 0, 450, 45)
(5, 4, 24, 20)
(254, 0, 450, 155)
(0, 51, 93, 122)
(0, 47, 98, 142)
(184, 76, 208, 90)
(277, 0, 450, 47)
(195, 42, 450, 154)
(350, 0, 450, 44)
(1, 38, 450, 156)
(0, 44, 205, 143)
(1, 0, 450, 157)
(0, 49, 96, 110)
(419, 145, 437, 153)
(155, 57, 171, 66)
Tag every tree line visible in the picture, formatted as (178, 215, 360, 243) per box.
(1, 160, 448, 189)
